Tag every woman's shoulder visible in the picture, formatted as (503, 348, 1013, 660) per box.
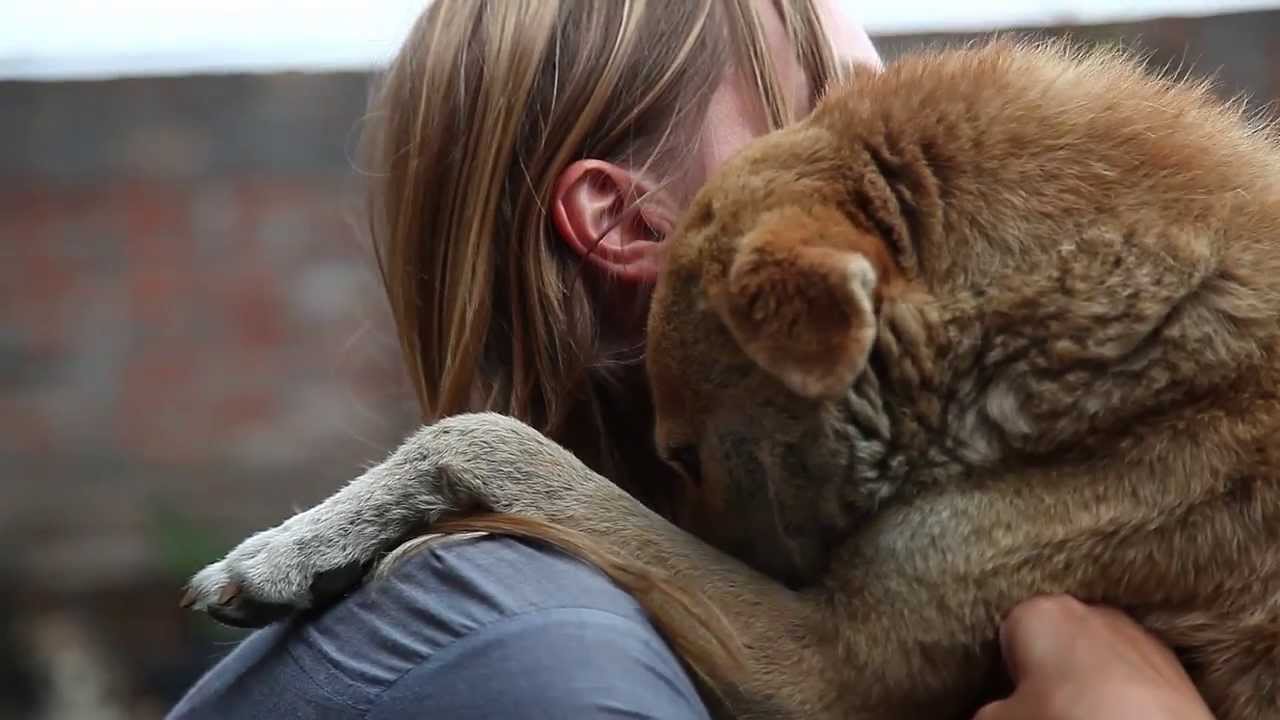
(362, 530, 659, 628)
(296, 532, 668, 677)
(169, 534, 709, 720)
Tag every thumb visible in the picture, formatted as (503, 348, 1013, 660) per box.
(998, 612, 1022, 683)
(972, 696, 1024, 720)
(999, 595, 1084, 684)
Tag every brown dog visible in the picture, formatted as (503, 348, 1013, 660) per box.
(185, 40, 1280, 719)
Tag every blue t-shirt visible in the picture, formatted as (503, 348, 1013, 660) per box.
(168, 534, 710, 719)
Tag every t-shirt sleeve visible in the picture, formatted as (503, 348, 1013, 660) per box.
(368, 605, 711, 720)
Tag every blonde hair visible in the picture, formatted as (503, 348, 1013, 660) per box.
(361, 0, 842, 696)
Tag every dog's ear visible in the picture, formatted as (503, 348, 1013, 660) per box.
(713, 205, 890, 400)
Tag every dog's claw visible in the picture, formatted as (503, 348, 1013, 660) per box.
(181, 564, 304, 629)
(216, 581, 241, 606)
(204, 595, 295, 629)
(181, 528, 376, 629)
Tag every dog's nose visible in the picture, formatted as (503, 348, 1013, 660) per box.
(662, 444, 704, 486)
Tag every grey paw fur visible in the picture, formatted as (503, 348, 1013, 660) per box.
(180, 413, 579, 628)
(180, 531, 369, 628)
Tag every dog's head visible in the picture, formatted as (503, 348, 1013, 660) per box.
(646, 117, 900, 585)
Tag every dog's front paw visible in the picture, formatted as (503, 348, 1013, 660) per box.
(181, 520, 369, 628)
(179, 412, 582, 628)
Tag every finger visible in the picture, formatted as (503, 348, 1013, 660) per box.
(971, 697, 1018, 720)
(999, 594, 1086, 682)
(1084, 604, 1188, 682)
(997, 611, 1020, 682)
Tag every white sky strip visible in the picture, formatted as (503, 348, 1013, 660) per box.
(0, 0, 1277, 80)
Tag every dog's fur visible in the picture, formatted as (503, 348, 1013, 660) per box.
(185, 41, 1280, 719)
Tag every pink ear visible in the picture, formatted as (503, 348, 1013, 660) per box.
(715, 205, 887, 399)
(551, 159, 670, 284)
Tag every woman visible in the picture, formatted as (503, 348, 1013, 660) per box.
(169, 1, 1212, 717)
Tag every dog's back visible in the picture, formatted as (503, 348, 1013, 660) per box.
(647, 39, 1280, 718)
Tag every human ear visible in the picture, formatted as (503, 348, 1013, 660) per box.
(551, 159, 673, 284)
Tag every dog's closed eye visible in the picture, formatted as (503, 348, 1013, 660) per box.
(664, 444, 704, 486)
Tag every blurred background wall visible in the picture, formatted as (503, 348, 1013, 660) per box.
(2, 3, 1279, 718)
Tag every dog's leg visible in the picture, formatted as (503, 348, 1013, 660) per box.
(184, 411, 844, 718)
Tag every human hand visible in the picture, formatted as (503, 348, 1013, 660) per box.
(974, 595, 1214, 720)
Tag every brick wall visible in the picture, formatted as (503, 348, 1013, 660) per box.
(1, 71, 418, 718)
(1, 72, 417, 593)
(1, 8, 1277, 718)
